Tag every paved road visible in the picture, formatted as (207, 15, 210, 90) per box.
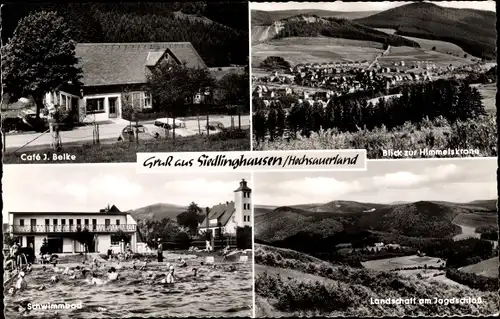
(5, 115, 250, 152)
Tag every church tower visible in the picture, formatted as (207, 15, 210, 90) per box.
(234, 179, 252, 228)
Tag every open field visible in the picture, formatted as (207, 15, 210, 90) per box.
(474, 83, 496, 113)
(255, 264, 334, 284)
(378, 46, 472, 67)
(459, 257, 499, 279)
(375, 28, 472, 57)
(395, 269, 467, 288)
(361, 254, 442, 271)
(252, 37, 382, 67)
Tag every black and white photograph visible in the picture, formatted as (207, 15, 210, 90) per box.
(253, 158, 498, 317)
(1, 2, 250, 164)
(251, 1, 497, 159)
(3, 165, 253, 318)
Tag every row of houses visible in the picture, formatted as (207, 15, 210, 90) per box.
(6, 180, 252, 254)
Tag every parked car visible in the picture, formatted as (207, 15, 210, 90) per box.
(146, 118, 197, 138)
(117, 124, 157, 142)
(200, 121, 225, 135)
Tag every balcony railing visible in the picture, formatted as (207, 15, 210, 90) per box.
(11, 224, 136, 233)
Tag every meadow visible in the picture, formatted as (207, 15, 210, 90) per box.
(361, 255, 442, 271)
(252, 37, 382, 67)
(375, 28, 472, 58)
(459, 257, 499, 279)
(474, 83, 496, 112)
(378, 46, 471, 68)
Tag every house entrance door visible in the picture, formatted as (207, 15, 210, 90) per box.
(109, 97, 118, 118)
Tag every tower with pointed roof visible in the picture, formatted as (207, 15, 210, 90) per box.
(234, 179, 252, 228)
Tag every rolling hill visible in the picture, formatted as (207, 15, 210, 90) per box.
(2, 2, 249, 67)
(127, 203, 188, 221)
(459, 257, 499, 278)
(354, 2, 496, 59)
(252, 14, 420, 48)
(251, 9, 379, 26)
(256, 200, 497, 243)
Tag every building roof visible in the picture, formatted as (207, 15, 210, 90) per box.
(75, 42, 207, 87)
(199, 201, 235, 228)
(10, 211, 127, 216)
(11, 205, 126, 216)
(234, 179, 251, 192)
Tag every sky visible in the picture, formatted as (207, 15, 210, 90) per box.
(251, 1, 496, 12)
(254, 158, 497, 206)
(2, 164, 250, 223)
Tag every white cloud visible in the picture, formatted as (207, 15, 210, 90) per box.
(372, 164, 459, 189)
(165, 179, 237, 196)
(88, 175, 143, 198)
(63, 182, 88, 202)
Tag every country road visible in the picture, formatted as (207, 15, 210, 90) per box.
(5, 115, 250, 152)
(367, 45, 391, 70)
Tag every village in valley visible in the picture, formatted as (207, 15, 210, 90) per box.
(251, 1, 497, 158)
(3, 166, 253, 318)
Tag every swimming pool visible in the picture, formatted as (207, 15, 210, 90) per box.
(4, 260, 253, 318)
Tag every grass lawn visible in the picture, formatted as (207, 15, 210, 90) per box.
(361, 254, 442, 271)
(3, 129, 250, 163)
(252, 37, 382, 67)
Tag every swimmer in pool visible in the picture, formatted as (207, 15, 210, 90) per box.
(50, 275, 59, 284)
(91, 273, 105, 285)
(161, 265, 175, 284)
(179, 259, 187, 268)
(226, 265, 237, 272)
(16, 271, 28, 291)
(107, 267, 119, 281)
(139, 259, 148, 271)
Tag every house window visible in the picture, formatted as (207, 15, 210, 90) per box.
(116, 220, 120, 225)
(86, 98, 105, 113)
(127, 92, 150, 109)
(110, 235, 121, 246)
(61, 219, 66, 225)
(69, 219, 74, 230)
(53, 219, 58, 225)
(144, 92, 152, 108)
(84, 219, 89, 226)
(105, 219, 110, 230)
(76, 219, 81, 225)
(19, 219, 25, 226)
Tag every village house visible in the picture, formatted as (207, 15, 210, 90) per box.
(198, 179, 252, 237)
(8, 205, 138, 254)
(44, 42, 207, 123)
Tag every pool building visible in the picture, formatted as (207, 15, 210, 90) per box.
(198, 179, 252, 237)
(7, 205, 138, 254)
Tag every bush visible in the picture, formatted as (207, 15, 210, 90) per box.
(446, 268, 498, 291)
(254, 115, 496, 158)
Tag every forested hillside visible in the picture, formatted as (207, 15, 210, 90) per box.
(355, 2, 496, 59)
(275, 15, 420, 48)
(1, 2, 248, 67)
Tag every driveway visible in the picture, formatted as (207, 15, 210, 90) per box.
(4, 115, 250, 152)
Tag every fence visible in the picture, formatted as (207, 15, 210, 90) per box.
(191, 236, 238, 251)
